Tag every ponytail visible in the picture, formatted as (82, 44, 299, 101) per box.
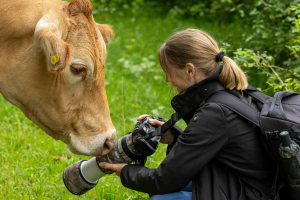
(219, 56, 248, 90)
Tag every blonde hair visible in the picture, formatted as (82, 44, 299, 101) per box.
(158, 28, 248, 90)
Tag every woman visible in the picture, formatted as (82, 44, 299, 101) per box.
(100, 28, 275, 200)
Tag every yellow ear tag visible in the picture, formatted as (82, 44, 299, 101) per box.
(51, 54, 60, 65)
(55, 54, 59, 63)
(51, 56, 57, 65)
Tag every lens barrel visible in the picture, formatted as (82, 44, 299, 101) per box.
(63, 160, 98, 195)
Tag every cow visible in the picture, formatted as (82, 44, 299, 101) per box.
(0, 0, 116, 156)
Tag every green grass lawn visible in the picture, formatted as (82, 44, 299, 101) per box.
(0, 6, 248, 200)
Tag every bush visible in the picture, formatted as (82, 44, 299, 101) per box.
(228, 2, 300, 94)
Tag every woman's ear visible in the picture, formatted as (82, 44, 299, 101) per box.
(34, 13, 73, 73)
(96, 24, 114, 44)
(185, 63, 195, 78)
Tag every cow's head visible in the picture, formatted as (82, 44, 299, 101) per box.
(26, 0, 116, 156)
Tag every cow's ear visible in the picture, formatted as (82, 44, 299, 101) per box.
(96, 24, 114, 44)
(34, 16, 73, 73)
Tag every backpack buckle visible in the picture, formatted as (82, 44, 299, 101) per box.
(263, 131, 271, 140)
(263, 131, 279, 140)
(273, 131, 279, 138)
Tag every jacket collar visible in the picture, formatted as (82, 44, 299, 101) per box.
(171, 67, 223, 123)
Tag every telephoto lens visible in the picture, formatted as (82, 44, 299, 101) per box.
(63, 116, 165, 195)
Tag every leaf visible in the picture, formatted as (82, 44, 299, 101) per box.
(285, 78, 292, 83)
(153, 75, 162, 80)
(151, 109, 159, 116)
(158, 106, 165, 110)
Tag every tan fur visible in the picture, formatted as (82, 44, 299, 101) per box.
(0, 0, 116, 156)
(69, 0, 93, 18)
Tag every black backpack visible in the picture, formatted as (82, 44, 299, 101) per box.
(207, 84, 300, 200)
(161, 72, 300, 200)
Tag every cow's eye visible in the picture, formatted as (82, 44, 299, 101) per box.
(70, 64, 87, 80)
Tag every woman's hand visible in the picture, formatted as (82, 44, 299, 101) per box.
(99, 162, 127, 177)
(137, 115, 175, 145)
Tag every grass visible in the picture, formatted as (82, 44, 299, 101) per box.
(0, 4, 248, 200)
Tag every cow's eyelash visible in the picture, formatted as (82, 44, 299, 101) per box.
(70, 65, 87, 80)
(71, 66, 86, 73)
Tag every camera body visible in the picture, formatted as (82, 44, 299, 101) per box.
(63, 116, 179, 195)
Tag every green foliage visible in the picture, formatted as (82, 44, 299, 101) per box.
(217, 1, 300, 94)
(287, 4, 300, 57)
(90, 0, 143, 18)
(232, 48, 300, 92)
(243, 0, 298, 66)
(157, 0, 256, 20)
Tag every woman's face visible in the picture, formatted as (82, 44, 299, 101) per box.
(163, 61, 208, 93)
(163, 64, 192, 93)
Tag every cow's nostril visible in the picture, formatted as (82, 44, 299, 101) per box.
(101, 138, 115, 156)
(104, 142, 109, 151)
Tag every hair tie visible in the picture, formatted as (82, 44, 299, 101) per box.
(216, 51, 225, 62)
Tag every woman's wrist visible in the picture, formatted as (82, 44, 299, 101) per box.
(168, 134, 175, 145)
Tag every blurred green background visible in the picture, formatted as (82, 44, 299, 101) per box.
(1, 0, 300, 199)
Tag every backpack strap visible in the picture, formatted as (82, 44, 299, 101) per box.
(244, 84, 269, 104)
(207, 91, 260, 127)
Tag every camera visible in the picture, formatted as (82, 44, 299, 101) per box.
(63, 116, 182, 195)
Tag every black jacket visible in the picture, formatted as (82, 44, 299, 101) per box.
(120, 81, 275, 200)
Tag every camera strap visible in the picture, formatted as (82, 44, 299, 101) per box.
(160, 68, 225, 134)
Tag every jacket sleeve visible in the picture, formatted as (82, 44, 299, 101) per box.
(120, 103, 228, 194)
